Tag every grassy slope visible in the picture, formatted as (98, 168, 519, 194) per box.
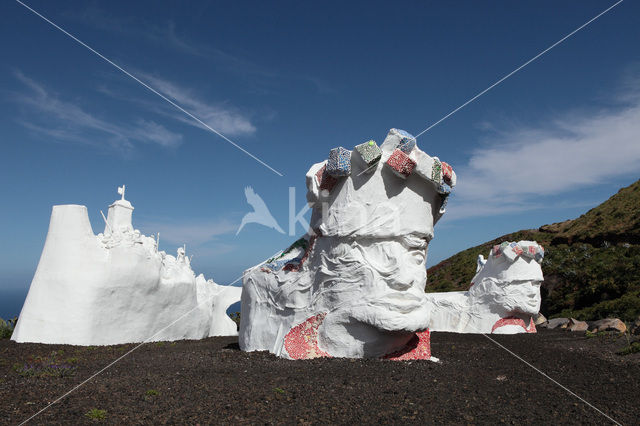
(426, 179, 640, 322)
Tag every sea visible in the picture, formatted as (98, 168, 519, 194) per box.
(0, 287, 28, 320)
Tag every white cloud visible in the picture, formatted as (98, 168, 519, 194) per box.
(446, 87, 640, 220)
(67, 6, 328, 96)
(12, 72, 182, 150)
(137, 73, 256, 136)
(132, 119, 183, 148)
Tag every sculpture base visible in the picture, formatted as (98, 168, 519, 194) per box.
(283, 313, 433, 360)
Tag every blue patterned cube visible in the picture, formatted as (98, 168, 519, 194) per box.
(397, 137, 416, 154)
(327, 147, 352, 177)
(355, 140, 382, 168)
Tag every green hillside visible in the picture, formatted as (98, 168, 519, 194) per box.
(426, 179, 640, 322)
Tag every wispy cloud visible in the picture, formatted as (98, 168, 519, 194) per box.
(139, 217, 238, 247)
(11, 72, 182, 150)
(65, 5, 332, 95)
(131, 119, 183, 148)
(446, 80, 640, 220)
(135, 73, 256, 136)
(65, 6, 274, 78)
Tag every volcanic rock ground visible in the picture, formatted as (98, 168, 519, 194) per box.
(1, 329, 638, 425)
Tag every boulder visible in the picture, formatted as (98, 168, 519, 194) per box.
(533, 313, 547, 325)
(567, 318, 588, 332)
(631, 317, 640, 336)
(588, 318, 627, 333)
(546, 318, 569, 329)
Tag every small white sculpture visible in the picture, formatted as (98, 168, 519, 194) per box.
(476, 254, 487, 272)
(240, 129, 456, 360)
(426, 241, 544, 334)
(11, 187, 241, 345)
(176, 245, 191, 267)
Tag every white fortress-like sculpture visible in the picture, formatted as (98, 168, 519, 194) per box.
(426, 241, 545, 334)
(11, 187, 241, 345)
(240, 129, 457, 360)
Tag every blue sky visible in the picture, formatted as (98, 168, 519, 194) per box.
(1, 0, 639, 318)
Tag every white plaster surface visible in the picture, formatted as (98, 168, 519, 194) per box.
(11, 192, 240, 345)
(240, 129, 453, 359)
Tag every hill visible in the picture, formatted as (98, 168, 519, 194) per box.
(426, 179, 640, 322)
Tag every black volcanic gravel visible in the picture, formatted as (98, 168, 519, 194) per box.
(1, 329, 638, 425)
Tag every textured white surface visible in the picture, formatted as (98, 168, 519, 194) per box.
(11, 194, 240, 345)
(425, 241, 544, 334)
(240, 129, 453, 359)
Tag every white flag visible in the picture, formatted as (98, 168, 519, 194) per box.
(117, 185, 125, 198)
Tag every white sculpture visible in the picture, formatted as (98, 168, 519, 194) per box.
(425, 241, 544, 334)
(240, 129, 456, 360)
(11, 188, 241, 345)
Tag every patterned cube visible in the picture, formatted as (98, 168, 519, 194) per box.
(441, 161, 456, 187)
(397, 129, 415, 139)
(327, 147, 352, 177)
(519, 242, 545, 263)
(431, 158, 443, 185)
(386, 149, 416, 179)
(381, 128, 415, 152)
(315, 165, 339, 193)
(355, 140, 382, 168)
(503, 244, 518, 261)
(397, 137, 416, 154)
(511, 242, 524, 256)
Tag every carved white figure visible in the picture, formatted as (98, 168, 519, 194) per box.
(11, 188, 241, 345)
(240, 129, 456, 360)
(425, 241, 544, 334)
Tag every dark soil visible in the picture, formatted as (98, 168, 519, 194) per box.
(1, 329, 638, 425)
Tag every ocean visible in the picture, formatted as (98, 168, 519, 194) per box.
(0, 287, 28, 320)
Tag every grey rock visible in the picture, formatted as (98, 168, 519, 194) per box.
(567, 318, 588, 332)
(547, 318, 569, 329)
(631, 317, 640, 336)
(588, 318, 627, 333)
(533, 313, 547, 326)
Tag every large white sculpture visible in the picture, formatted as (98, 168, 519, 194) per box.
(240, 129, 457, 360)
(426, 241, 545, 334)
(11, 187, 241, 345)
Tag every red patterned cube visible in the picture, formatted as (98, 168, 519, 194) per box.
(385, 149, 416, 179)
(441, 161, 454, 186)
(315, 164, 339, 192)
(512, 244, 524, 256)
